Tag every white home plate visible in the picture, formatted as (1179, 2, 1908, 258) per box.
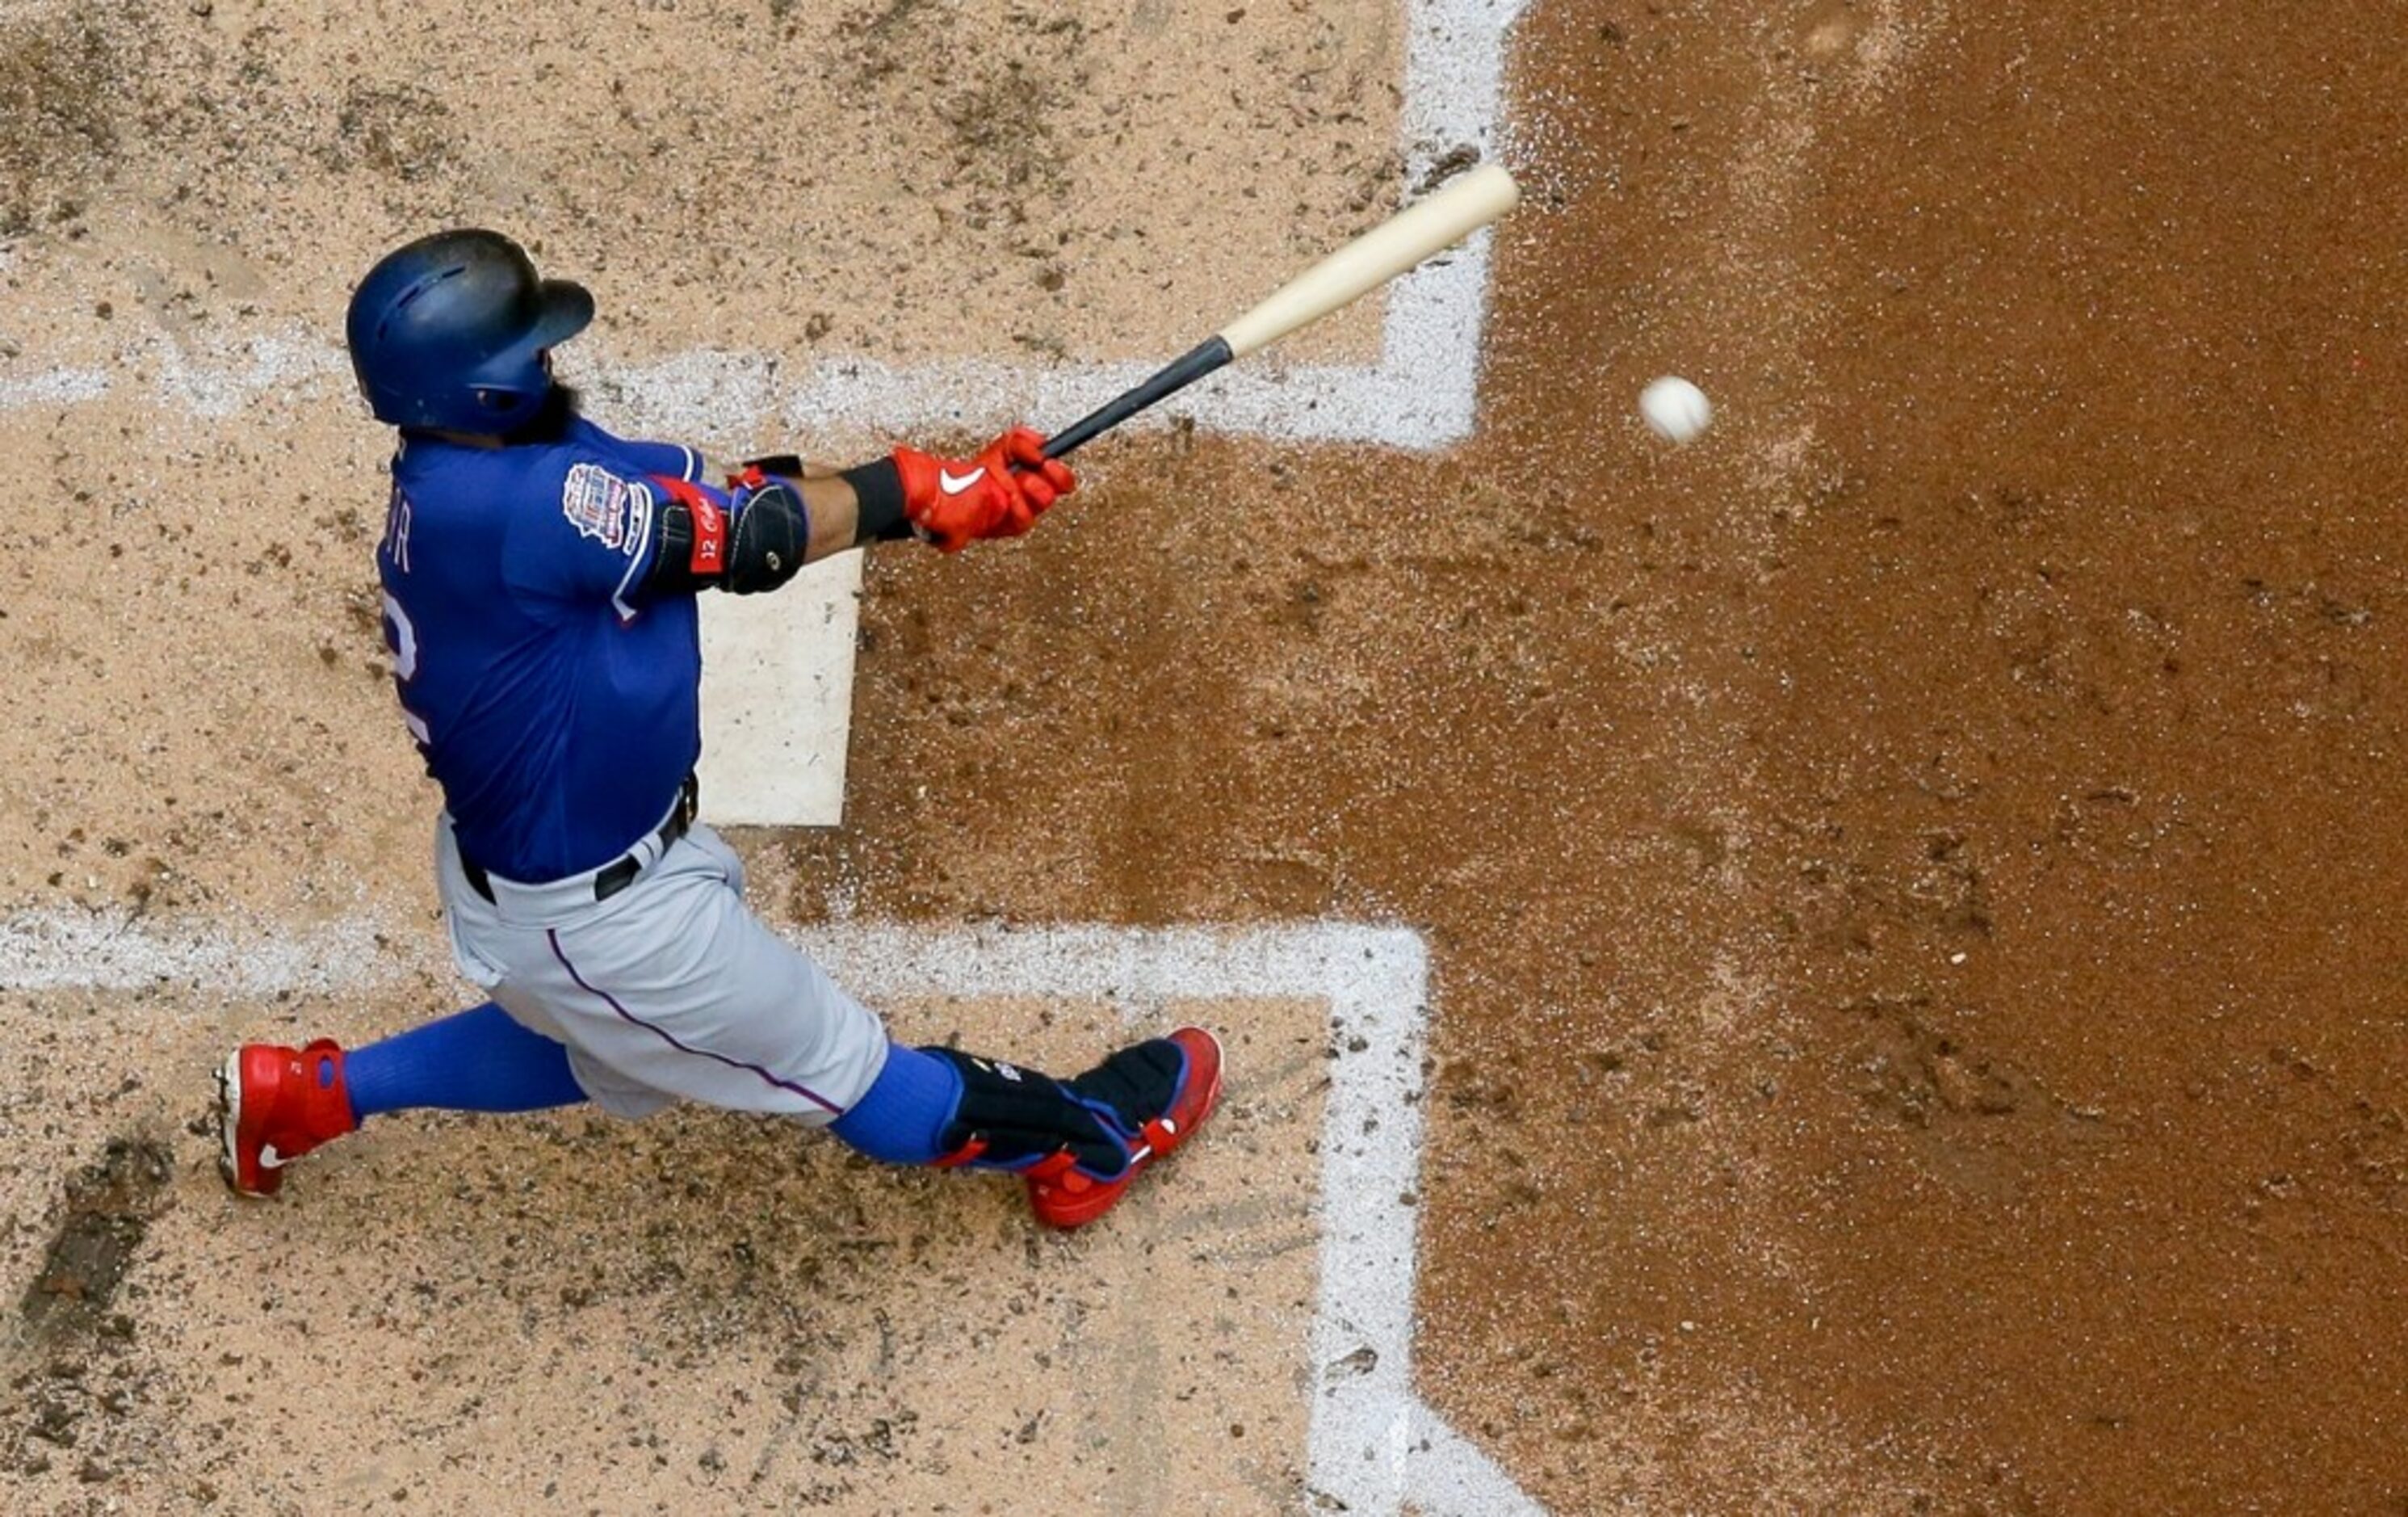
(694, 553, 862, 827)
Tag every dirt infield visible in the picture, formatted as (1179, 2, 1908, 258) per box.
(6, 0, 2408, 1513)
(0, 985, 1326, 1513)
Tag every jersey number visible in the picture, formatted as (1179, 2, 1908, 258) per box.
(381, 592, 433, 750)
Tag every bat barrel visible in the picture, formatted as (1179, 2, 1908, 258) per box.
(1216, 162, 1521, 361)
(1038, 161, 1521, 457)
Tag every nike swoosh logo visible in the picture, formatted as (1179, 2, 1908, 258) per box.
(938, 466, 986, 495)
(258, 1144, 292, 1170)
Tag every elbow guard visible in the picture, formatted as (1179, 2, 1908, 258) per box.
(645, 472, 808, 596)
(723, 472, 808, 594)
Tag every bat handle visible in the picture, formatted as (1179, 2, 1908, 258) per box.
(1041, 337, 1235, 459)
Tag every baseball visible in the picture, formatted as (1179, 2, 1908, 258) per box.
(1639, 376, 1712, 443)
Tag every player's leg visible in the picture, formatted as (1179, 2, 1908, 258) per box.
(218, 1002, 592, 1198)
(344, 1002, 589, 1116)
(475, 826, 890, 1121)
(522, 828, 1226, 1228)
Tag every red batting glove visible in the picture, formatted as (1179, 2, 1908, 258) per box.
(892, 427, 1077, 552)
(981, 427, 1075, 540)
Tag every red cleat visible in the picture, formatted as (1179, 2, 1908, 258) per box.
(217, 1040, 359, 1198)
(1026, 1027, 1225, 1230)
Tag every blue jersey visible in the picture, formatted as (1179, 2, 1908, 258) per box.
(376, 417, 711, 882)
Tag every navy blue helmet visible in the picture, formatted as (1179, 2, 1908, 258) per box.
(345, 229, 594, 433)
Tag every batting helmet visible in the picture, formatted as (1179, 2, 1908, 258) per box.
(344, 229, 594, 434)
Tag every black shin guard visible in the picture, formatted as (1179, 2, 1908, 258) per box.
(925, 1048, 1133, 1177)
(1064, 1040, 1185, 1136)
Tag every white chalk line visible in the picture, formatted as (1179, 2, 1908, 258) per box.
(0, 912, 1547, 1517)
(0, 0, 1525, 452)
(0, 906, 396, 997)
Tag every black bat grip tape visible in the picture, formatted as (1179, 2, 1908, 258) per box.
(1042, 336, 1234, 460)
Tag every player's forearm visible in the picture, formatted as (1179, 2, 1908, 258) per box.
(792, 455, 925, 563)
(796, 475, 866, 564)
(734, 456, 907, 565)
(663, 431, 1068, 586)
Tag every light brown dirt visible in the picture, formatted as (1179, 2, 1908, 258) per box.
(0, 989, 1322, 1514)
(0, 1, 1397, 1511)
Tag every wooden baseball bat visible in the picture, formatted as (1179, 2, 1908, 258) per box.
(1041, 162, 1522, 458)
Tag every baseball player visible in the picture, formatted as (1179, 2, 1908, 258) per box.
(216, 228, 1222, 1230)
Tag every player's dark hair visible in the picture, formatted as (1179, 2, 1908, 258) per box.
(505, 382, 585, 443)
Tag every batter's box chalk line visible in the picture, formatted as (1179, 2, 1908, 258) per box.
(0, 0, 1528, 454)
(807, 922, 1549, 1517)
(0, 913, 1549, 1517)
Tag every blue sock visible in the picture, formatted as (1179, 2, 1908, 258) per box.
(345, 1002, 590, 1123)
(828, 1043, 963, 1166)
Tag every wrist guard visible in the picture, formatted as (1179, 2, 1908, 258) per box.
(841, 456, 915, 545)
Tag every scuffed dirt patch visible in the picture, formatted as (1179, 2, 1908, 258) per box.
(0, 0, 122, 236)
(6, 1134, 173, 1488)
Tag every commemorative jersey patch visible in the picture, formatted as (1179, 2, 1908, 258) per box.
(562, 462, 633, 549)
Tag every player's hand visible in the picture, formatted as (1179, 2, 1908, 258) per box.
(891, 427, 1076, 553)
(977, 427, 1076, 540)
